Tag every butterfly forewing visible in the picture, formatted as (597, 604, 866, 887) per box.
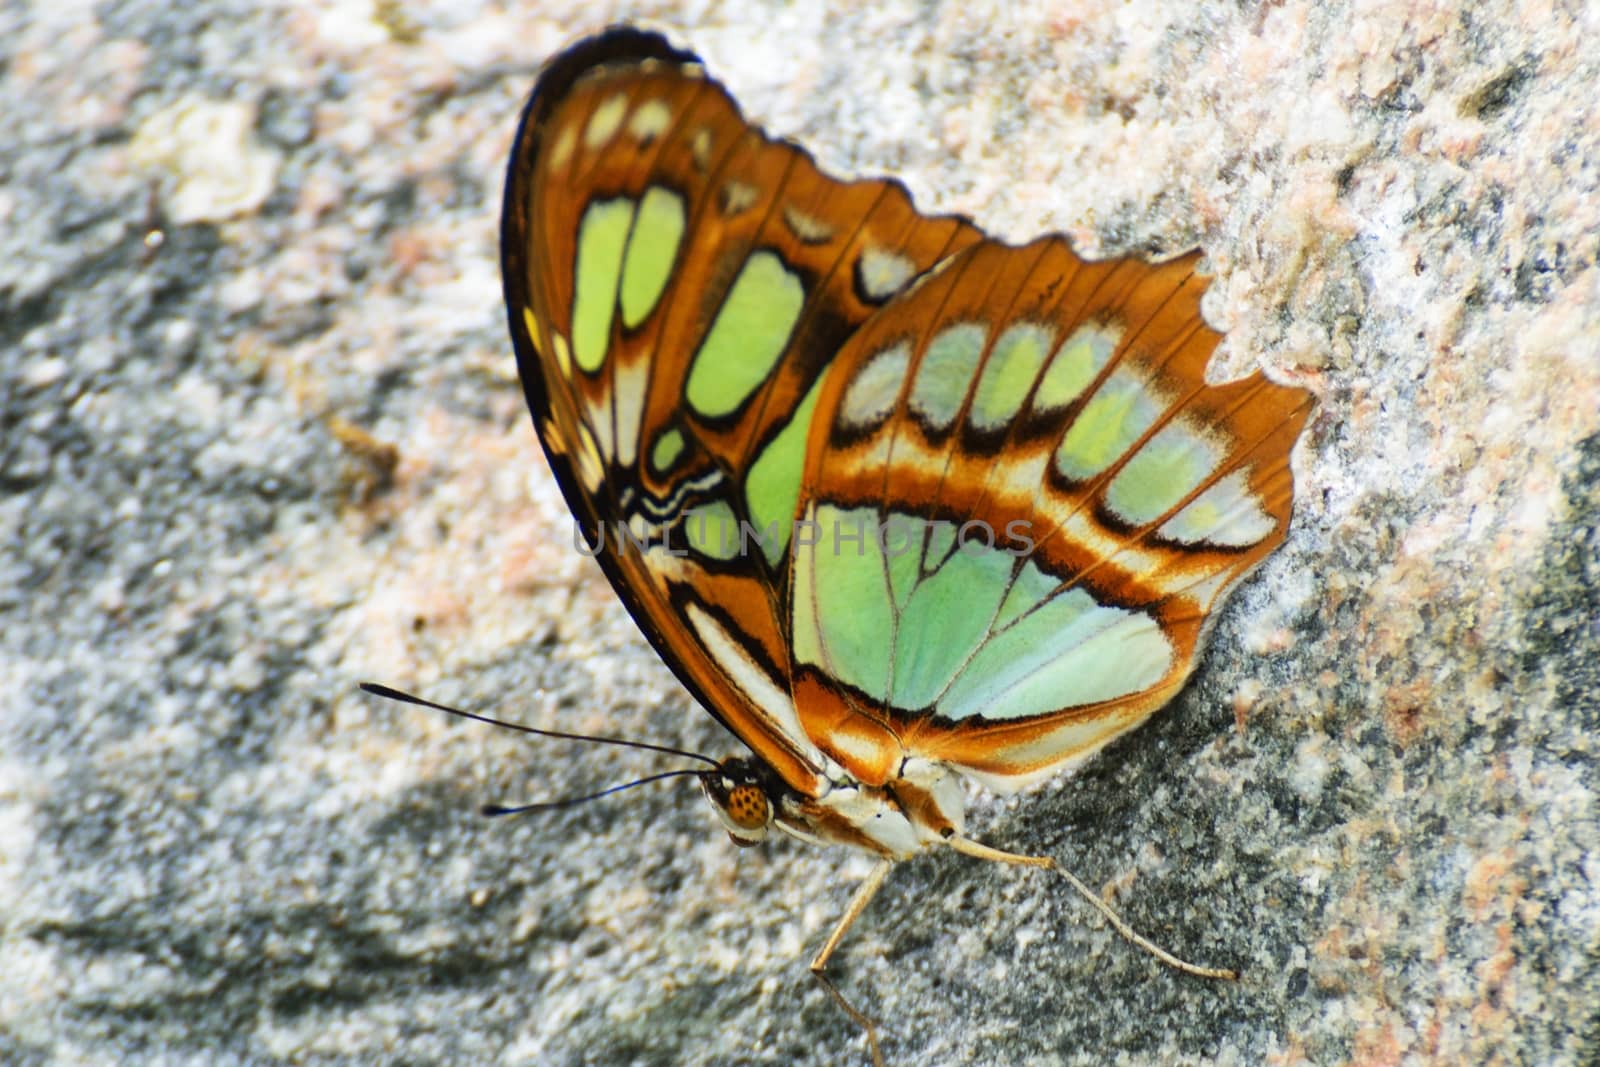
(792, 238, 1313, 789)
(501, 29, 982, 793)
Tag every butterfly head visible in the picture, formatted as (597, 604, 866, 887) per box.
(699, 757, 780, 847)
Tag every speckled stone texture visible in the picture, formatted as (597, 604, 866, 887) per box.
(1, 2, 1595, 1065)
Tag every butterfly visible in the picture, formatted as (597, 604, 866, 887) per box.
(496, 22, 1311, 1054)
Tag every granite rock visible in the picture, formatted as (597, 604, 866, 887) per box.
(1, 2, 1595, 1065)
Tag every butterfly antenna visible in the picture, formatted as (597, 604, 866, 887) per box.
(358, 682, 720, 767)
(480, 768, 707, 816)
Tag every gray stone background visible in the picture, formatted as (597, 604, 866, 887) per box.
(2, 1, 1596, 1065)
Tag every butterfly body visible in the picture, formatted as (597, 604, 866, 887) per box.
(502, 25, 1310, 931)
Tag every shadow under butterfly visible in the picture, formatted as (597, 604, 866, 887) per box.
(370, 24, 1314, 1066)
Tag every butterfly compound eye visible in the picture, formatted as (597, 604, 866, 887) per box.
(700, 762, 774, 847)
(726, 784, 770, 829)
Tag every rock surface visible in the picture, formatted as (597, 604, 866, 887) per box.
(1, 2, 1595, 1065)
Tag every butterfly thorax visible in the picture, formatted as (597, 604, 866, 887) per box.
(701, 753, 966, 860)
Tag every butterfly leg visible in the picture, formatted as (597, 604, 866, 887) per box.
(810, 859, 892, 1067)
(812, 970, 884, 1067)
(948, 836, 1238, 981)
(810, 858, 892, 972)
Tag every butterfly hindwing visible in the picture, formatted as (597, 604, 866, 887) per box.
(791, 238, 1313, 789)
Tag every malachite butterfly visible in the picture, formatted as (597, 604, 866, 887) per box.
(497, 23, 1312, 1047)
